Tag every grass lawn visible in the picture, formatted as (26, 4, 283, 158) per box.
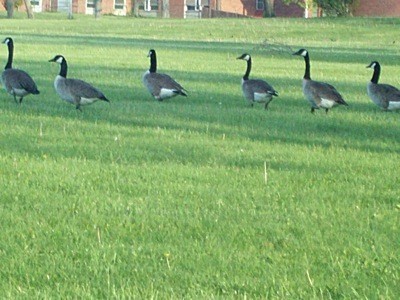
(0, 12, 399, 298)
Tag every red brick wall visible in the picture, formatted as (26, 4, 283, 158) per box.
(208, 0, 305, 18)
(219, 0, 263, 17)
(169, 0, 185, 18)
(275, 0, 306, 17)
(74, 0, 85, 14)
(102, 0, 114, 14)
(353, 0, 400, 17)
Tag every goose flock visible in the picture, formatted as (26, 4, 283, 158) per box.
(1, 37, 400, 112)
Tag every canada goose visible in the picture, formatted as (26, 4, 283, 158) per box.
(1, 37, 39, 103)
(236, 53, 278, 109)
(366, 61, 400, 111)
(292, 49, 348, 113)
(48, 55, 109, 110)
(142, 49, 187, 101)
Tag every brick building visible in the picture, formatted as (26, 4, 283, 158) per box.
(352, 0, 400, 17)
(2, 0, 399, 18)
(0, 0, 305, 17)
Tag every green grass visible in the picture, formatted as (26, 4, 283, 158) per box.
(0, 12, 399, 298)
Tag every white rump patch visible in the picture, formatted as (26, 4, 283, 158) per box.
(320, 98, 336, 109)
(254, 92, 269, 102)
(159, 88, 178, 99)
(80, 97, 99, 105)
(388, 101, 400, 110)
(11, 88, 29, 97)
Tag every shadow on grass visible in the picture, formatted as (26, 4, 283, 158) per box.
(1, 36, 399, 169)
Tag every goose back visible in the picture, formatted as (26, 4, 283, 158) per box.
(143, 71, 187, 100)
(2, 68, 39, 97)
(54, 75, 108, 105)
(367, 81, 400, 110)
(242, 79, 277, 102)
(303, 79, 347, 110)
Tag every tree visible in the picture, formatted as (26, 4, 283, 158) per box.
(263, 0, 275, 18)
(131, 0, 139, 17)
(315, 0, 355, 16)
(94, 0, 101, 18)
(4, 0, 34, 18)
(22, 0, 33, 18)
(216, 0, 221, 10)
(283, 0, 355, 16)
(162, 0, 169, 18)
(6, 0, 14, 18)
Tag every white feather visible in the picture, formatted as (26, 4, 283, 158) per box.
(254, 92, 269, 101)
(388, 101, 400, 110)
(159, 88, 177, 99)
(56, 56, 64, 64)
(320, 98, 336, 109)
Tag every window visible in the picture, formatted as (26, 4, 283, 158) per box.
(256, 0, 264, 11)
(115, 0, 125, 10)
(30, 0, 39, 5)
(141, 0, 158, 11)
(87, 0, 95, 9)
(187, 0, 201, 11)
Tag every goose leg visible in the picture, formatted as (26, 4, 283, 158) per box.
(74, 98, 82, 111)
(311, 107, 315, 114)
(12, 92, 18, 104)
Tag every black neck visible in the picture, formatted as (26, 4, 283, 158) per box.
(59, 59, 68, 78)
(5, 40, 13, 69)
(149, 52, 157, 73)
(371, 64, 380, 84)
(303, 53, 311, 80)
(243, 57, 251, 80)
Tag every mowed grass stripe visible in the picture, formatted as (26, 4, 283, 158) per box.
(0, 13, 399, 298)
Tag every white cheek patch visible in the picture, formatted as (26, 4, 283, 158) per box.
(370, 62, 376, 69)
(56, 57, 64, 64)
(301, 50, 308, 57)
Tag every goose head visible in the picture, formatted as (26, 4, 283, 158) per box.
(236, 53, 251, 61)
(48, 55, 66, 64)
(292, 48, 308, 57)
(147, 49, 156, 58)
(366, 61, 379, 70)
(2, 37, 13, 46)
